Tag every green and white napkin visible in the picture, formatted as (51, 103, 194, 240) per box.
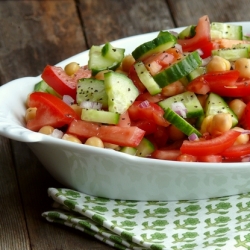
(42, 187, 250, 250)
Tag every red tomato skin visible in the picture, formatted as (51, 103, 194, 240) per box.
(67, 120, 145, 147)
(128, 101, 169, 127)
(127, 65, 146, 93)
(27, 92, 79, 131)
(187, 70, 240, 95)
(42, 65, 77, 99)
(136, 92, 165, 103)
(221, 142, 250, 159)
(176, 154, 197, 162)
(117, 111, 131, 127)
(131, 120, 158, 135)
(177, 15, 211, 52)
(151, 125, 169, 148)
(180, 130, 241, 156)
(197, 155, 223, 162)
(151, 149, 181, 161)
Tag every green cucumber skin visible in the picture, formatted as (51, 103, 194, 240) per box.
(135, 138, 155, 157)
(164, 108, 201, 137)
(77, 78, 108, 108)
(101, 42, 125, 62)
(210, 22, 243, 40)
(212, 48, 249, 61)
(131, 31, 177, 61)
(178, 25, 196, 39)
(153, 51, 202, 88)
(120, 146, 137, 155)
(81, 108, 120, 124)
(88, 45, 120, 75)
(104, 71, 139, 114)
(159, 91, 204, 119)
(205, 92, 238, 127)
(134, 61, 162, 95)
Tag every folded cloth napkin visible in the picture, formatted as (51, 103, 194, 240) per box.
(42, 188, 250, 250)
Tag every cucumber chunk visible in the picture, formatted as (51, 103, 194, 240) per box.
(178, 25, 196, 39)
(212, 48, 249, 61)
(81, 108, 120, 124)
(210, 22, 243, 40)
(164, 108, 201, 137)
(34, 80, 61, 98)
(77, 78, 108, 108)
(159, 91, 204, 118)
(135, 137, 155, 157)
(153, 51, 202, 87)
(134, 61, 162, 95)
(104, 71, 139, 114)
(120, 146, 137, 155)
(101, 42, 125, 62)
(204, 92, 238, 127)
(88, 44, 123, 75)
(131, 31, 177, 61)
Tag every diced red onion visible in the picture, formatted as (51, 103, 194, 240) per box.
(188, 133, 199, 141)
(174, 43, 183, 54)
(201, 56, 212, 66)
(196, 48, 204, 56)
(241, 156, 250, 162)
(80, 101, 102, 110)
(63, 95, 74, 106)
(169, 31, 179, 37)
(51, 129, 64, 139)
(171, 102, 187, 118)
(139, 100, 150, 108)
(240, 130, 250, 134)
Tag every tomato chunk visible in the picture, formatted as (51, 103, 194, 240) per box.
(67, 120, 145, 147)
(178, 15, 211, 52)
(41, 65, 91, 99)
(27, 92, 79, 131)
(128, 101, 170, 127)
(221, 142, 250, 159)
(180, 130, 241, 156)
(187, 70, 240, 95)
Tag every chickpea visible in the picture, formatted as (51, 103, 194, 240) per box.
(115, 68, 127, 75)
(209, 113, 232, 136)
(200, 115, 213, 134)
(168, 124, 186, 141)
(232, 127, 249, 145)
(85, 136, 104, 148)
(95, 70, 110, 80)
(121, 54, 135, 73)
(38, 125, 54, 135)
(161, 81, 185, 97)
(228, 99, 246, 120)
(62, 133, 82, 144)
(206, 56, 231, 72)
(103, 142, 120, 150)
(235, 58, 250, 78)
(64, 62, 80, 76)
(25, 107, 37, 122)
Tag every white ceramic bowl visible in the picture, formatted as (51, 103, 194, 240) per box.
(1, 23, 250, 201)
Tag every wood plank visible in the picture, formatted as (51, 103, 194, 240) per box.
(0, 0, 87, 85)
(167, 0, 250, 26)
(78, 0, 175, 46)
(0, 137, 30, 250)
(0, 0, 112, 249)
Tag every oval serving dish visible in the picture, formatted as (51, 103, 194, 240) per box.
(1, 23, 250, 201)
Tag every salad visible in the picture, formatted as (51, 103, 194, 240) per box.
(25, 15, 250, 163)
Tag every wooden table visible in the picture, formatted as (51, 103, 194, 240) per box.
(1, 1, 250, 249)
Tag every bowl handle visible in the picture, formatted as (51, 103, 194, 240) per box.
(0, 118, 43, 143)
